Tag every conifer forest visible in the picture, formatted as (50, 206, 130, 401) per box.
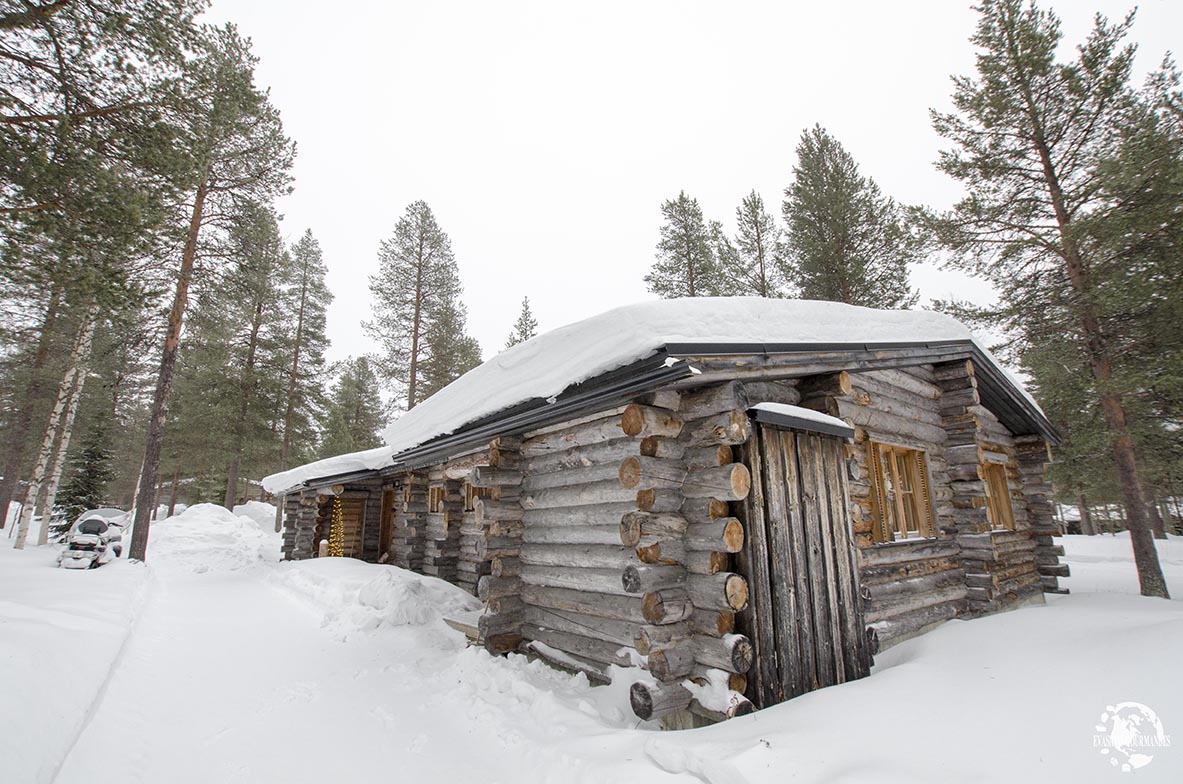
(1, 0, 1179, 594)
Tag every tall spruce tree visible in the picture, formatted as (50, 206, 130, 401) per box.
(54, 418, 115, 535)
(418, 299, 481, 402)
(728, 191, 785, 297)
(927, 0, 1173, 596)
(319, 357, 385, 458)
(645, 192, 726, 298)
(365, 201, 476, 410)
(278, 229, 331, 471)
(128, 24, 294, 561)
(505, 296, 538, 348)
(781, 126, 919, 308)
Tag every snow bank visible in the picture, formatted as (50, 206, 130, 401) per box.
(264, 297, 986, 493)
(232, 500, 278, 529)
(0, 547, 148, 784)
(269, 557, 480, 636)
(145, 503, 280, 573)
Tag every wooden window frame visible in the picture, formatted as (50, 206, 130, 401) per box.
(982, 460, 1016, 531)
(463, 482, 491, 512)
(428, 485, 444, 514)
(868, 440, 937, 543)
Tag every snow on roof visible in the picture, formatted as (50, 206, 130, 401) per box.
(263, 297, 989, 494)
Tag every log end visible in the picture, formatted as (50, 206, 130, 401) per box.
(729, 635, 755, 674)
(721, 518, 745, 553)
(619, 456, 642, 489)
(725, 573, 750, 612)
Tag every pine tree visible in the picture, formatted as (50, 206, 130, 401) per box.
(129, 24, 295, 561)
(54, 420, 116, 536)
(727, 191, 785, 297)
(927, 0, 1174, 596)
(365, 201, 475, 410)
(278, 229, 331, 471)
(505, 297, 539, 349)
(319, 357, 385, 458)
(645, 192, 725, 298)
(419, 299, 482, 402)
(781, 126, 919, 309)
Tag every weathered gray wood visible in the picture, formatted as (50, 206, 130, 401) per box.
(523, 524, 622, 545)
(682, 497, 731, 520)
(477, 575, 521, 601)
(641, 589, 695, 624)
(685, 519, 744, 553)
(522, 623, 635, 668)
(521, 502, 638, 528)
(687, 572, 750, 612)
(525, 640, 609, 684)
(682, 463, 751, 501)
(634, 623, 690, 655)
(519, 564, 631, 596)
(620, 404, 684, 438)
(648, 646, 696, 680)
(520, 479, 637, 509)
(825, 437, 871, 681)
(618, 456, 687, 490)
(622, 563, 687, 593)
(519, 543, 637, 570)
(474, 536, 521, 560)
(521, 462, 624, 492)
(486, 595, 524, 616)
(522, 605, 637, 647)
(683, 409, 752, 447)
(619, 511, 687, 547)
(739, 379, 802, 407)
(780, 430, 816, 698)
(522, 438, 639, 475)
(837, 399, 947, 445)
(690, 609, 735, 638)
(640, 388, 682, 411)
(797, 433, 839, 688)
(630, 681, 693, 721)
(468, 468, 525, 487)
(640, 439, 733, 467)
(635, 537, 686, 566)
(491, 556, 520, 577)
(692, 633, 755, 674)
(474, 499, 524, 523)
(684, 550, 729, 575)
(520, 413, 631, 456)
(520, 583, 652, 625)
(677, 381, 750, 420)
(869, 598, 959, 648)
(738, 432, 779, 708)
(859, 368, 942, 400)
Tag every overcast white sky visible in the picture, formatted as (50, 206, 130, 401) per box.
(206, 0, 1181, 365)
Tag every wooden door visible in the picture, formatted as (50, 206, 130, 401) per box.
(340, 497, 365, 558)
(378, 489, 396, 561)
(739, 424, 872, 709)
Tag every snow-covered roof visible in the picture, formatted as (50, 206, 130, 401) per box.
(263, 297, 1034, 494)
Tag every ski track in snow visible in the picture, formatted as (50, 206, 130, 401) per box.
(6, 509, 1183, 784)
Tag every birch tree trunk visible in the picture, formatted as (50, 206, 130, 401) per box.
(35, 355, 88, 545)
(14, 306, 98, 549)
(0, 287, 61, 528)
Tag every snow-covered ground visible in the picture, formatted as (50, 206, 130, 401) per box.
(3, 513, 1181, 783)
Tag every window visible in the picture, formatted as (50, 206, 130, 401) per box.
(982, 461, 1015, 531)
(428, 485, 444, 513)
(463, 482, 491, 512)
(869, 441, 936, 542)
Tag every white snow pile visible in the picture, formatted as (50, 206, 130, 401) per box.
(145, 502, 280, 573)
(270, 557, 481, 636)
(264, 297, 983, 493)
(232, 500, 278, 529)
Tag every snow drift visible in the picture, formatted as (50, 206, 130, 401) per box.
(144, 502, 279, 572)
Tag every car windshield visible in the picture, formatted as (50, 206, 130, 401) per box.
(77, 519, 108, 535)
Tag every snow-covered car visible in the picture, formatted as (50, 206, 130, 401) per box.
(57, 509, 128, 569)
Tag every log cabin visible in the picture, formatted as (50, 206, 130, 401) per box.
(263, 298, 1067, 727)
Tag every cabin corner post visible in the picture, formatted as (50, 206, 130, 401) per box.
(392, 470, 428, 571)
(287, 490, 318, 560)
(934, 359, 1042, 615)
(624, 385, 756, 724)
(1014, 435, 1069, 593)
(474, 437, 525, 655)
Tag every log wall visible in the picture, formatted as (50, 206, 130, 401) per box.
(800, 367, 968, 649)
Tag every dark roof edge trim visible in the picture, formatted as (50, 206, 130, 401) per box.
(749, 407, 856, 440)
